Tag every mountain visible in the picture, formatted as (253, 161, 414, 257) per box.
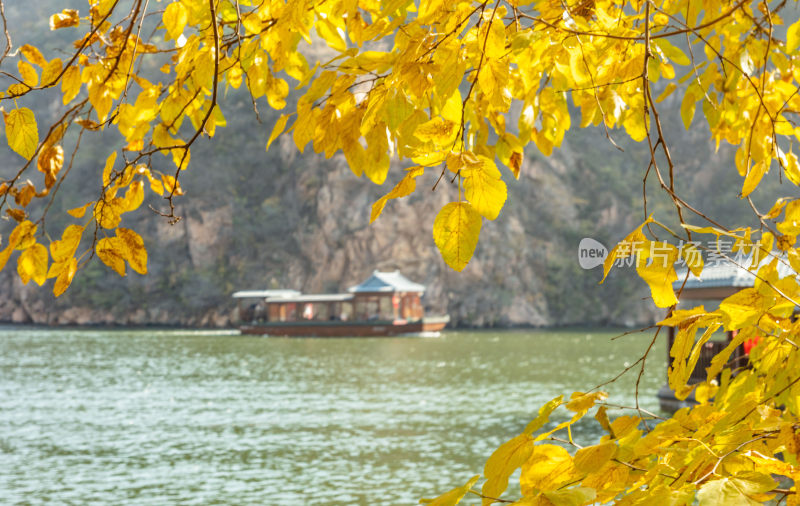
(0, 3, 786, 328)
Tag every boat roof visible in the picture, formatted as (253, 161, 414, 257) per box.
(233, 271, 427, 300)
(348, 270, 426, 293)
(232, 289, 301, 299)
(674, 255, 797, 299)
(265, 293, 354, 303)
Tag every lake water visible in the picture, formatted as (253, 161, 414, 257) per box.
(0, 326, 665, 505)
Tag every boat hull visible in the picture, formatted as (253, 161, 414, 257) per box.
(239, 316, 449, 337)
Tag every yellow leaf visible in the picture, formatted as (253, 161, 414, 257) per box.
(565, 391, 608, 414)
(88, 81, 113, 121)
(482, 17, 506, 59)
(601, 217, 653, 282)
(88, 116, 113, 130)
(420, 475, 480, 506)
(4, 107, 39, 160)
(342, 137, 366, 177)
(97, 237, 126, 276)
(6, 208, 27, 222)
(679, 242, 704, 277)
(19, 44, 47, 67)
(10, 220, 36, 251)
(40, 58, 63, 86)
(623, 108, 648, 142)
(163, 1, 188, 41)
(14, 180, 37, 207)
(636, 242, 679, 308)
(462, 155, 507, 220)
(61, 65, 81, 104)
(433, 202, 482, 271)
(364, 127, 390, 184)
(697, 473, 776, 505)
(0, 243, 14, 273)
(146, 172, 164, 195)
(414, 117, 457, 146)
(292, 102, 316, 153)
(371, 166, 424, 223)
(742, 160, 767, 197)
(543, 487, 597, 506)
(93, 198, 123, 229)
(656, 83, 678, 103)
(266, 114, 289, 152)
(0, 220, 31, 270)
(67, 202, 92, 218)
(102, 151, 117, 187)
(788, 20, 800, 53)
(655, 38, 690, 65)
(122, 181, 144, 212)
(386, 88, 415, 131)
(0, 221, 29, 270)
(49, 9, 80, 30)
(658, 306, 709, 327)
(446, 151, 479, 174)
(266, 75, 289, 110)
(653, 12, 669, 25)
(50, 224, 83, 263)
(53, 257, 77, 297)
(481, 433, 534, 505)
(695, 381, 718, 404)
(116, 228, 147, 275)
(17, 243, 48, 286)
(161, 173, 184, 195)
(783, 151, 800, 186)
(573, 441, 617, 473)
(316, 18, 347, 53)
(523, 396, 564, 435)
(17, 60, 38, 87)
(568, 45, 590, 87)
(509, 151, 522, 179)
(171, 147, 190, 171)
(38, 144, 64, 188)
(680, 88, 697, 129)
(520, 444, 579, 494)
(719, 288, 766, 330)
(778, 200, 800, 236)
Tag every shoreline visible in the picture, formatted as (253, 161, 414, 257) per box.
(0, 320, 642, 333)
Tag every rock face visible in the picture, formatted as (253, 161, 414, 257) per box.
(0, 75, 752, 330)
(0, 1, 771, 330)
(0, 136, 657, 329)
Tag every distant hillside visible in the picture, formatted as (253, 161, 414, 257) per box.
(0, 3, 788, 327)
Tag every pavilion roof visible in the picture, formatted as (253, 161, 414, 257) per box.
(674, 255, 796, 298)
(232, 289, 301, 299)
(348, 270, 426, 293)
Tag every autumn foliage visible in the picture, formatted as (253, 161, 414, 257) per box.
(3, 0, 800, 504)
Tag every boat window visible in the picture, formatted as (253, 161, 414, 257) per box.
(240, 303, 255, 322)
(253, 302, 267, 322)
(269, 304, 280, 322)
(314, 303, 329, 321)
(355, 299, 367, 320)
(379, 296, 393, 320)
(340, 302, 353, 321)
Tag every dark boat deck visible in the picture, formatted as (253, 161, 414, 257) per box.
(240, 316, 449, 337)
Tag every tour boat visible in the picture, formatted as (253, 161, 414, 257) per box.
(232, 271, 450, 337)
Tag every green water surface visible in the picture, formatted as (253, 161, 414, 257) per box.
(0, 327, 665, 504)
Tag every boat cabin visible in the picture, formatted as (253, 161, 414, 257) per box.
(232, 270, 427, 325)
(347, 270, 425, 322)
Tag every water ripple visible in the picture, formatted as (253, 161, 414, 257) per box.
(0, 327, 663, 504)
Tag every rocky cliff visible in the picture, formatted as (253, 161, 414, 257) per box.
(0, 4, 779, 329)
(0, 96, 685, 328)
